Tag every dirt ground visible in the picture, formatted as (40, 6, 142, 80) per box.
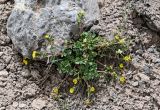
(0, 0, 160, 110)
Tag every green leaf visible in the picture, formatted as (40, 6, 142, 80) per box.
(58, 60, 72, 74)
(75, 57, 85, 64)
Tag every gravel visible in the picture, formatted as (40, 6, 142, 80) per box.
(0, 0, 160, 110)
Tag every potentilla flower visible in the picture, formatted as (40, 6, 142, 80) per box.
(118, 38, 125, 44)
(52, 87, 59, 95)
(89, 86, 95, 93)
(44, 34, 50, 39)
(123, 55, 132, 62)
(115, 35, 120, 40)
(73, 78, 78, 85)
(119, 76, 126, 84)
(23, 58, 28, 65)
(119, 63, 124, 69)
(32, 51, 39, 59)
(69, 87, 75, 94)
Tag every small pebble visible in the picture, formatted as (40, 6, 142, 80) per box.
(31, 98, 47, 110)
(21, 69, 31, 78)
(132, 81, 139, 87)
(147, 47, 154, 53)
(0, 82, 6, 87)
(143, 64, 151, 74)
(19, 103, 27, 108)
(138, 73, 150, 82)
(0, 107, 5, 110)
(12, 101, 18, 107)
(0, 70, 9, 77)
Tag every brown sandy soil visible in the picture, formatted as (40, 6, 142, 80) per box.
(0, 0, 160, 110)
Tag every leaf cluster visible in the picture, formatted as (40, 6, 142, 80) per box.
(50, 32, 130, 82)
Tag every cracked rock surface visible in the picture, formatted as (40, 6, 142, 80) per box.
(134, 0, 160, 32)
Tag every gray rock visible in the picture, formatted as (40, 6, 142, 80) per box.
(0, 34, 11, 45)
(0, 0, 7, 4)
(2, 55, 11, 64)
(138, 73, 150, 82)
(30, 69, 41, 80)
(6, 63, 16, 73)
(15, 83, 24, 89)
(31, 98, 47, 110)
(132, 81, 139, 87)
(0, 70, 9, 77)
(0, 77, 7, 82)
(154, 59, 160, 64)
(19, 103, 27, 108)
(0, 52, 4, 56)
(0, 82, 6, 87)
(0, 59, 6, 71)
(152, 80, 160, 86)
(23, 83, 39, 98)
(134, 0, 160, 32)
(143, 64, 152, 74)
(12, 101, 19, 108)
(97, 0, 105, 8)
(21, 69, 31, 78)
(147, 47, 155, 53)
(136, 49, 143, 55)
(0, 107, 5, 110)
(7, 0, 100, 58)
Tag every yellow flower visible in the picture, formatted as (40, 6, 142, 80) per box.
(115, 35, 120, 40)
(52, 87, 59, 95)
(32, 51, 39, 59)
(119, 63, 124, 69)
(119, 76, 126, 84)
(44, 34, 49, 39)
(23, 58, 28, 65)
(118, 38, 125, 44)
(69, 87, 75, 94)
(89, 86, 95, 93)
(123, 55, 132, 62)
(73, 78, 78, 85)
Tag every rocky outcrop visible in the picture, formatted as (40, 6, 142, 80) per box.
(134, 0, 160, 32)
(7, 0, 100, 58)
